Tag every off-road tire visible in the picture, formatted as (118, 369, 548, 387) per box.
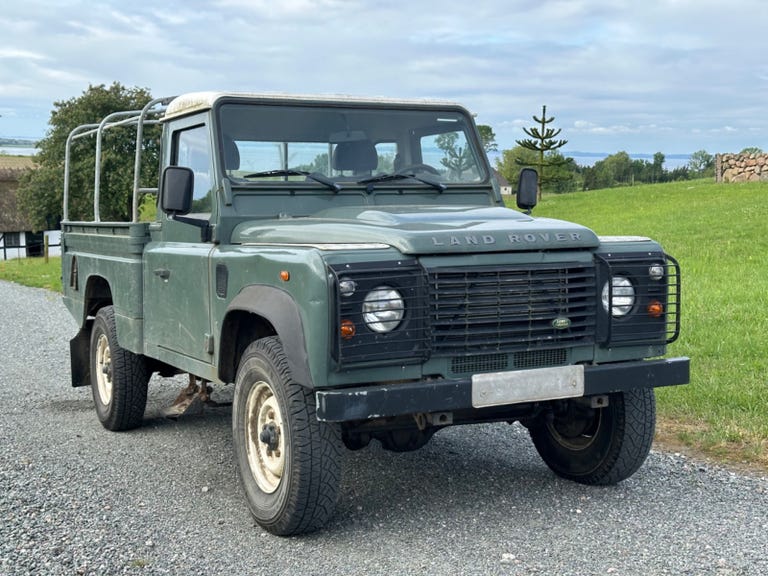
(528, 388, 656, 485)
(232, 337, 342, 536)
(90, 306, 149, 431)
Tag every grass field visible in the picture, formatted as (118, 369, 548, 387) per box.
(1, 178, 766, 469)
(0, 255, 62, 291)
(525, 179, 768, 468)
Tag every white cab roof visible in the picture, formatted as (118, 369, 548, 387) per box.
(163, 91, 465, 120)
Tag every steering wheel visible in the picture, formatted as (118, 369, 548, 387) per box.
(396, 163, 440, 176)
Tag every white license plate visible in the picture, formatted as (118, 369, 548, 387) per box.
(471, 365, 585, 408)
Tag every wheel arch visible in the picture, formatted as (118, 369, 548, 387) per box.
(219, 285, 313, 388)
(84, 274, 114, 320)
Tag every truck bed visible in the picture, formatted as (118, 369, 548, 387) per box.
(62, 221, 151, 354)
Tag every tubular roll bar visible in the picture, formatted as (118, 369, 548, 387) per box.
(62, 96, 177, 223)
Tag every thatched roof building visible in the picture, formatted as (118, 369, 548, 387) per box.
(0, 156, 35, 232)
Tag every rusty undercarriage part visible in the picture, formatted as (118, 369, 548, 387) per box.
(164, 374, 230, 419)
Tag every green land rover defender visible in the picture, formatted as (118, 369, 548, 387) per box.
(61, 93, 689, 535)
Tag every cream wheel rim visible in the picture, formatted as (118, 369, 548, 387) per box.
(245, 381, 285, 494)
(95, 333, 113, 406)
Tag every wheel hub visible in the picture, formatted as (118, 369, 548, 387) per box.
(547, 405, 602, 451)
(244, 382, 285, 494)
(260, 423, 280, 452)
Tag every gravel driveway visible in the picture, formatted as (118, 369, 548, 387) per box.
(1, 280, 766, 576)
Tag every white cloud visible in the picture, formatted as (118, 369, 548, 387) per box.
(0, 48, 47, 60)
(0, 0, 766, 154)
(213, 0, 349, 18)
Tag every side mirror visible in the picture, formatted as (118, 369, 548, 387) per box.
(516, 168, 538, 213)
(160, 166, 194, 216)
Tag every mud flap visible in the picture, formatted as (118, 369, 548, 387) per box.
(69, 320, 93, 388)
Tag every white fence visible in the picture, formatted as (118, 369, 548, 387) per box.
(0, 230, 61, 261)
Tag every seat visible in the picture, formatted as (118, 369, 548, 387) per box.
(223, 137, 240, 172)
(331, 140, 377, 180)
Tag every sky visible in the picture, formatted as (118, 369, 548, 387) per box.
(1, 0, 767, 159)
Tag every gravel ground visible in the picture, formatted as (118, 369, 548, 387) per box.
(1, 279, 767, 576)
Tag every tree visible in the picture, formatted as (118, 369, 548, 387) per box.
(295, 152, 331, 175)
(476, 125, 498, 153)
(740, 147, 763, 155)
(516, 105, 568, 199)
(496, 145, 581, 194)
(652, 152, 666, 183)
(631, 158, 650, 184)
(688, 149, 714, 178)
(17, 82, 158, 229)
(545, 152, 581, 193)
(435, 132, 474, 179)
(668, 165, 690, 181)
(583, 151, 633, 189)
(495, 145, 539, 189)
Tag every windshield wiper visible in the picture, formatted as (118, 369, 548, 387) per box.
(241, 169, 341, 192)
(357, 172, 447, 193)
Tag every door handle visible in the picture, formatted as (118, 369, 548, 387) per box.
(153, 268, 171, 280)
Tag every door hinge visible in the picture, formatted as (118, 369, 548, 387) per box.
(204, 333, 214, 355)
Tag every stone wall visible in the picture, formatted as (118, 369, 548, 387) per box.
(715, 153, 768, 183)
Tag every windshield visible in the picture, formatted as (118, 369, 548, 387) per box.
(217, 102, 487, 187)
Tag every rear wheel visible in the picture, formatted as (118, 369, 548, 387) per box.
(232, 337, 342, 535)
(90, 306, 149, 431)
(528, 389, 656, 485)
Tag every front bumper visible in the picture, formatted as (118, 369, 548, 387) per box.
(315, 357, 690, 422)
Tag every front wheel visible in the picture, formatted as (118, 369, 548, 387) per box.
(232, 337, 342, 536)
(528, 388, 656, 485)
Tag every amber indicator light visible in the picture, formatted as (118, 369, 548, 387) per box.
(280, 270, 290, 282)
(647, 300, 664, 318)
(340, 319, 356, 340)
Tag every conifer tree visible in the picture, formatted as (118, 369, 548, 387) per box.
(516, 105, 568, 199)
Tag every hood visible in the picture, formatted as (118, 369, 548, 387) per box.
(232, 205, 599, 254)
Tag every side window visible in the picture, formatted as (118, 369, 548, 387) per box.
(173, 125, 213, 213)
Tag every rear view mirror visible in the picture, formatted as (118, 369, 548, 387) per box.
(160, 166, 194, 216)
(516, 168, 538, 213)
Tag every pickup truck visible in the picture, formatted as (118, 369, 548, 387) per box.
(61, 92, 689, 535)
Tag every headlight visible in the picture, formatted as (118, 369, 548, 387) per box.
(362, 286, 404, 332)
(602, 276, 635, 317)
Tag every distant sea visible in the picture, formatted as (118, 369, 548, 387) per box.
(0, 146, 37, 156)
(486, 150, 692, 170)
(565, 151, 691, 170)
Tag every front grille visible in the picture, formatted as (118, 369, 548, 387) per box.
(450, 348, 568, 375)
(427, 263, 597, 356)
(514, 348, 567, 369)
(451, 353, 509, 374)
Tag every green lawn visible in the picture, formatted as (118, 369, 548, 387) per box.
(523, 179, 768, 467)
(2, 179, 766, 468)
(0, 255, 62, 292)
